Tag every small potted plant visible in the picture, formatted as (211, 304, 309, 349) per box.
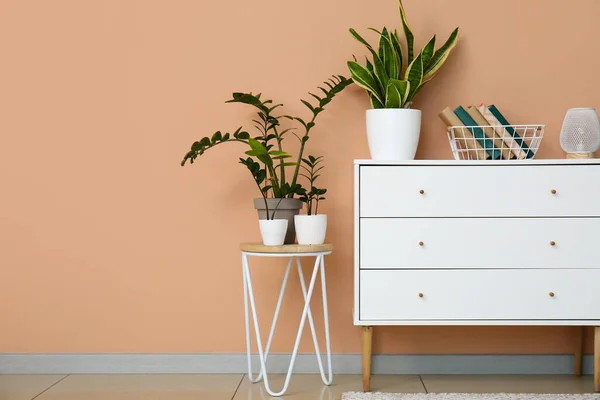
(295, 155, 328, 245)
(347, 0, 459, 160)
(240, 139, 292, 245)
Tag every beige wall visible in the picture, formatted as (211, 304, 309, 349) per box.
(1, 0, 598, 354)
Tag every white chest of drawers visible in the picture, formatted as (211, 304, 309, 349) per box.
(353, 159, 600, 393)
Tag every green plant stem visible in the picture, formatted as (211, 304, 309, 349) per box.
(273, 126, 286, 190)
(289, 116, 317, 196)
(271, 197, 284, 219)
(253, 180, 270, 220)
(266, 163, 282, 198)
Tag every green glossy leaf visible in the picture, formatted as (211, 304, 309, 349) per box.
(388, 79, 410, 107)
(398, 0, 414, 64)
(421, 35, 436, 67)
(256, 154, 272, 166)
(199, 137, 210, 147)
(370, 94, 385, 109)
(270, 151, 291, 159)
(222, 133, 230, 141)
(367, 46, 389, 94)
(390, 30, 404, 76)
(423, 27, 459, 82)
(370, 27, 399, 80)
(385, 80, 401, 108)
(191, 141, 202, 151)
(237, 131, 250, 140)
(225, 92, 272, 114)
(292, 116, 307, 129)
(347, 61, 384, 105)
(301, 100, 315, 112)
(211, 131, 222, 144)
(377, 27, 388, 61)
(261, 185, 272, 194)
(248, 137, 267, 154)
(308, 93, 321, 103)
(404, 52, 423, 103)
(256, 170, 266, 185)
(267, 104, 282, 113)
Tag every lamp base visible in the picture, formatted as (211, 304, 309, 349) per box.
(566, 152, 595, 159)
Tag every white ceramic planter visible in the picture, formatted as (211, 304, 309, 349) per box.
(294, 214, 327, 245)
(366, 108, 422, 160)
(259, 219, 288, 246)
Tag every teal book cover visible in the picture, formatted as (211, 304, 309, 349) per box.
(453, 106, 502, 160)
(487, 105, 534, 159)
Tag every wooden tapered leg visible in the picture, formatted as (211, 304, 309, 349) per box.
(574, 326, 584, 376)
(362, 326, 373, 392)
(594, 327, 600, 393)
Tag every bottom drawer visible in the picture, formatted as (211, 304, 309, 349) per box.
(360, 269, 600, 321)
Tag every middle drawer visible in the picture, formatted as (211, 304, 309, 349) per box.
(360, 218, 600, 269)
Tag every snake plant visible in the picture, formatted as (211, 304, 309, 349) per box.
(347, 0, 459, 109)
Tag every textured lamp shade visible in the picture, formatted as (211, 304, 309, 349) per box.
(559, 107, 600, 158)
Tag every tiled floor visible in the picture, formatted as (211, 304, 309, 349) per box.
(0, 374, 595, 400)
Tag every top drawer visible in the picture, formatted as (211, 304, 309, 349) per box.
(359, 164, 600, 217)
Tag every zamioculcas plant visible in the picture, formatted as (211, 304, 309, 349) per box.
(294, 155, 328, 245)
(347, 0, 459, 109)
(181, 76, 352, 200)
(298, 155, 326, 215)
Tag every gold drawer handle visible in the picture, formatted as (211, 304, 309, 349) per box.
(419, 189, 425, 195)
(551, 189, 557, 194)
(419, 241, 424, 247)
(418, 293, 424, 298)
(549, 292, 555, 297)
(550, 241, 556, 246)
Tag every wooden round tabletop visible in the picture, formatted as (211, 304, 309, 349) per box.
(240, 243, 333, 254)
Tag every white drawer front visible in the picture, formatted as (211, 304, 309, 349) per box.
(360, 218, 600, 269)
(360, 269, 600, 320)
(359, 165, 600, 217)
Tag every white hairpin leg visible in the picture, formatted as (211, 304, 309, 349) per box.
(242, 252, 332, 397)
(295, 255, 332, 385)
(243, 254, 293, 383)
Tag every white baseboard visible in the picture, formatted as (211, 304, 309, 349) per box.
(0, 354, 593, 375)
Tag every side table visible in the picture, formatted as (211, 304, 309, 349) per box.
(240, 243, 333, 397)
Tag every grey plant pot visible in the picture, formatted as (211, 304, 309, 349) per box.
(254, 198, 303, 244)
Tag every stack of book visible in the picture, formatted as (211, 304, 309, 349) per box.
(439, 104, 537, 160)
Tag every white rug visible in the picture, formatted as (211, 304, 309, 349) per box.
(341, 394, 600, 400)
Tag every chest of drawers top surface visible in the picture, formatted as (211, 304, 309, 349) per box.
(356, 159, 600, 217)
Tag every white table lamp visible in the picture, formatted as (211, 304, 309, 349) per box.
(560, 107, 600, 158)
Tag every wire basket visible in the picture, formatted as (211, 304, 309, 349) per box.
(447, 124, 545, 160)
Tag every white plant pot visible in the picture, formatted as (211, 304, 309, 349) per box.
(259, 219, 288, 246)
(366, 108, 422, 160)
(294, 214, 327, 245)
